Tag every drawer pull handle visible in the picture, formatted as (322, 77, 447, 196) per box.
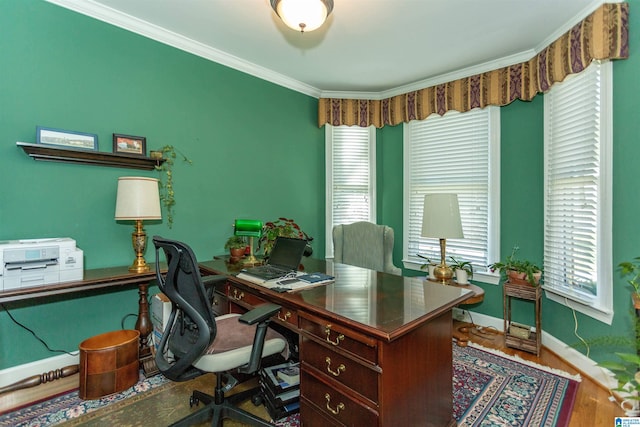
(324, 325, 344, 346)
(325, 357, 346, 376)
(277, 311, 292, 321)
(232, 289, 244, 300)
(324, 393, 345, 415)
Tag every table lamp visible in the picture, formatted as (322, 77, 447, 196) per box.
(115, 177, 162, 273)
(234, 219, 263, 266)
(421, 194, 464, 284)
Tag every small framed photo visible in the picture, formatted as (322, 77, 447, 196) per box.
(36, 126, 98, 151)
(112, 133, 147, 156)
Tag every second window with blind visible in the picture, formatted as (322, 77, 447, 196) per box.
(403, 107, 501, 283)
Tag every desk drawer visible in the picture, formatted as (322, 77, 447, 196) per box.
(211, 291, 228, 317)
(300, 369, 378, 427)
(299, 313, 377, 364)
(301, 338, 378, 403)
(226, 284, 297, 328)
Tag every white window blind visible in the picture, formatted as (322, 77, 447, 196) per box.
(325, 125, 376, 257)
(543, 60, 613, 324)
(403, 107, 499, 278)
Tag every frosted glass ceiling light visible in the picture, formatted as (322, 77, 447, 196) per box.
(271, 0, 334, 33)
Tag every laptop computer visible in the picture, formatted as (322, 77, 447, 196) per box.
(239, 237, 307, 282)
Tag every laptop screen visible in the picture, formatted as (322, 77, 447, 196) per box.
(268, 237, 307, 270)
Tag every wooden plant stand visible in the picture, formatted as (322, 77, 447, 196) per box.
(503, 281, 542, 355)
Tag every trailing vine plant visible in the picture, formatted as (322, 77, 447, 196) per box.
(154, 145, 192, 228)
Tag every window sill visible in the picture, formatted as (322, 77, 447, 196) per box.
(542, 286, 613, 325)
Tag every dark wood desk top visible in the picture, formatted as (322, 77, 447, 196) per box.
(0, 265, 161, 304)
(199, 257, 474, 342)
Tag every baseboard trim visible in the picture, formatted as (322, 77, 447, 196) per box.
(455, 308, 617, 391)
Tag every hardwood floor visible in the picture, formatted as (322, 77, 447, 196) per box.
(454, 320, 623, 426)
(1, 324, 624, 426)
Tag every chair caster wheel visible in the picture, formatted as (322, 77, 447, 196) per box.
(251, 394, 263, 406)
(189, 395, 200, 408)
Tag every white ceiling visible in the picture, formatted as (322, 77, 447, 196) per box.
(49, 0, 608, 98)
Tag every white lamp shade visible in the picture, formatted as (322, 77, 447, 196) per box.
(272, 0, 333, 32)
(114, 176, 162, 220)
(421, 194, 464, 239)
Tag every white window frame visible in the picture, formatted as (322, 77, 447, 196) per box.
(325, 125, 376, 258)
(543, 60, 613, 325)
(402, 107, 500, 285)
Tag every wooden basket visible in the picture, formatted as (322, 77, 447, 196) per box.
(79, 329, 140, 400)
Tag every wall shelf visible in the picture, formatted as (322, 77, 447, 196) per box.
(17, 142, 164, 170)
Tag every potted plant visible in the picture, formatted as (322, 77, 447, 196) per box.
(598, 352, 640, 416)
(154, 145, 192, 229)
(449, 256, 473, 285)
(619, 257, 640, 308)
(258, 217, 313, 257)
(417, 254, 438, 279)
(224, 236, 247, 263)
(488, 246, 542, 286)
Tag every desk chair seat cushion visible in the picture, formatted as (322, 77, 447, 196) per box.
(193, 314, 287, 373)
(333, 221, 402, 275)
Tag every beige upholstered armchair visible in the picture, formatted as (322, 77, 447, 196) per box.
(332, 221, 402, 275)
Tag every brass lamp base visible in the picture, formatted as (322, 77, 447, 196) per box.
(433, 264, 454, 284)
(433, 237, 453, 284)
(129, 219, 150, 273)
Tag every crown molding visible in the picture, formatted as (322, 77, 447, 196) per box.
(45, 0, 322, 98)
(46, 0, 609, 101)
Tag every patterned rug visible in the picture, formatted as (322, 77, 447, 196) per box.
(0, 343, 579, 426)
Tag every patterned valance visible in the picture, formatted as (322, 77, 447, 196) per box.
(318, 2, 629, 128)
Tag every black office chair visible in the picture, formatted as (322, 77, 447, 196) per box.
(153, 236, 287, 427)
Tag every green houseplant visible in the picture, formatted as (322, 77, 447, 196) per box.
(417, 254, 438, 279)
(449, 256, 473, 284)
(224, 236, 247, 263)
(488, 246, 542, 286)
(154, 145, 192, 228)
(258, 217, 313, 257)
(619, 257, 640, 299)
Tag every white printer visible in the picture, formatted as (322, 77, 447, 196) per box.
(0, 238, 83, 291)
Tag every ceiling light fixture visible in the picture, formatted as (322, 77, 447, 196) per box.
(270, 0, 334, 33)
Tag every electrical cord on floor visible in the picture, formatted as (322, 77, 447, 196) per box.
(460, 309, 498, 340)
(0, 302, 77, 356)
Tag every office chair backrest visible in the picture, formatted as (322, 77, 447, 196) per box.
(153, 236, 217, 382)
(332, 221, 402, 275)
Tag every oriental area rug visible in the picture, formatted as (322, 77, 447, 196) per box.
(1, 343, 580, 427)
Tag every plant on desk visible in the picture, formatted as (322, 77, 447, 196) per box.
(259, 217, 313, 257)
(224, 236, 247, 263)
(488, 246, 542, 286)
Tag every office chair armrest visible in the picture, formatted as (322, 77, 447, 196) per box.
(202, 274, 227, 289)
(239, 303, 281, 325)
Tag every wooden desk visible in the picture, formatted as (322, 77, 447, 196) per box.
(200, 258, 473, 427)
(0, 265, 159, 394)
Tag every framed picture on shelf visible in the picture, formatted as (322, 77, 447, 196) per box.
(36, 126, 98, 151)
(113, 133, 147, 156)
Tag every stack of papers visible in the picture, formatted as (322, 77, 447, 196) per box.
(236, 271, 335, 292)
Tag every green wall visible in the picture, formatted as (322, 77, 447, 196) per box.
(1, 0, 638, 370)
(0, 1, 323, 368)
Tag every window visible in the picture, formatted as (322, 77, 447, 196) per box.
(543, 60, 613, 324)
(403, 107, 500, 284)
(325, 125, 376, 257)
